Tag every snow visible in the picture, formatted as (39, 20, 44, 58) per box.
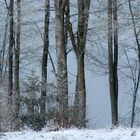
(1, 127, 140, 140)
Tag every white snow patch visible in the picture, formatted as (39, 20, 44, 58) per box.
(1, 127, 140, 140)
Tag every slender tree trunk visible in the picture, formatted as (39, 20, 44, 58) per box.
(63, 0, 69, 126)
(12, 0, 21, 130)
(108, 0, 116, 126)
(108, 0, 119, 126)
(40, 0, 50, 126)
(113, 0, 119, 126)
(7, 0, 14, 131)
(8, 0, 14, 97)
(55, 0, 69, 128)
(0, 1, 9, 84)
(128, 0, 140, 128)
(64, 0, 69, 56)
(113, 0, 118, 101)
(0, 14, 8, 84)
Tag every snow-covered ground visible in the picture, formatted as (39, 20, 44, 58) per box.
(1, 127, 140, 140)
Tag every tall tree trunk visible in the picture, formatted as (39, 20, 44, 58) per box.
(13, 0, 21, 130)
(8, 0, 14, 131)
(73, 0, 90, 128)
(108, 0, 119, 126)
(66, 0, 90, 128)
(55, 0, 69, 128)
(40, 0, 50, 126)
(113, 0, 118, 99)
(75, 52, 86, 127)
(8, 0, 14, 97)
(128, 0, 140, 128)
(113, 0, 119, 126)
(63, 0, 69, 126)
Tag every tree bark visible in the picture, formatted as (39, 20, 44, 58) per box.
(128, 0, 140, 128)
(8, 0, 14, 97)
(13, 0, 21, 130)
(108, 0, 119, 126)
(66, 0, 90, 128)
(55, 0, 69, 128)
(75, 52, 86, 127)
(73, 0, 90, 128)
(7, 0, 15, 131)
(0, 14, 8, 84)
(40, 0, 50, 126)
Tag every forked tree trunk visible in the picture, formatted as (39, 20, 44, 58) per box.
(73, 0, 90, 128)
(66, 0, 90, 128)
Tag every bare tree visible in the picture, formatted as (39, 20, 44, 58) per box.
(40, 0, 50, 126)
(74, 0, 91, 128)
(7, 0, 15, 131)
(11, 0, 21, 130)
(8, 0, 14, 97)
(55, 0, 69, 128)
(108, 0, 119, 126)
(67, 0, 90, 128)
(128, 0, 140, 128)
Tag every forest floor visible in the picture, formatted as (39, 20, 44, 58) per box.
(1, 127, 140, 140)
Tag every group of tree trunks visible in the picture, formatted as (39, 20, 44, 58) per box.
(5, 0, 137, 131)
